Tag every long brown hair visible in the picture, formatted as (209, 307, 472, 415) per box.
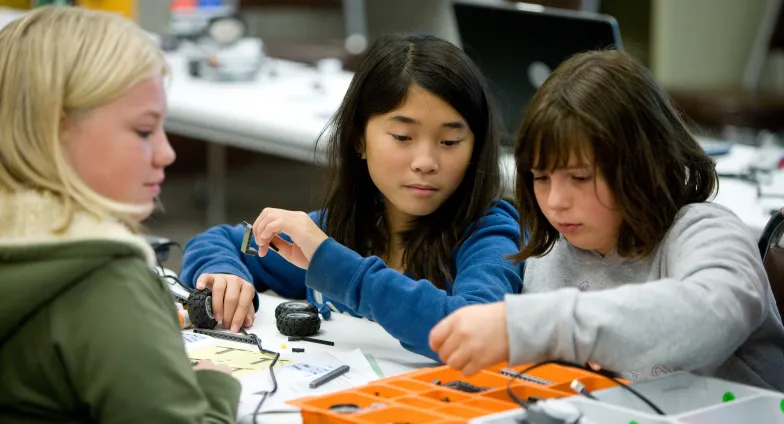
(318, 34, 502, 287)
(511, 50, 717, 262)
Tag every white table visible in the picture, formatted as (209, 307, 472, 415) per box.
(164, 51, 353, 225)
(244, 292, 436, 376)
(230, 292, 437, 424)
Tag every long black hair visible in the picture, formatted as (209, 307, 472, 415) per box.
(318, 33, 502, 288)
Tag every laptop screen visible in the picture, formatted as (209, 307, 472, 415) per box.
(453, 1, 623, 147)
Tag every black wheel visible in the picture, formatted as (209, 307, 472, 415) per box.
(187, 289, 218, 329)
(276, 312, 320, 337)
(275, 300, 318, 320)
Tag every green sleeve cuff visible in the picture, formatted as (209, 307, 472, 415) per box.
(195, 370, 242, 421)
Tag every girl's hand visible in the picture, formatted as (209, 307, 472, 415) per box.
(193, 359, 233, 376)
(196, 273, 255, 333)
(252, 208, 328, 269)
(429, 302, 510, 377)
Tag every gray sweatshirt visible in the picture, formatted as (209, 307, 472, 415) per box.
(506, 202, 784, 391)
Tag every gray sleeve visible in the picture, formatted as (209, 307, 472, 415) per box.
(505, 204, 769, 372)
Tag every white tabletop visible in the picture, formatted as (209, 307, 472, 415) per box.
(245, 292, 436, 376)
(231, 292, 436, 424)
(164, 51, 353, 164)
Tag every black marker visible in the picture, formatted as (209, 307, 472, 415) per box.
(310, 365, 350, 388)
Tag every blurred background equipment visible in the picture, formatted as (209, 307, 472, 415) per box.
(0, 0, 780, 274)
(667, 0, 784, 145)
(169, 0, 266, 81)
(452, 0, 622, 148)
(169, 0, 237, 41)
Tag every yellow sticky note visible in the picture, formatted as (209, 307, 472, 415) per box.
(188, 342, 293, 378)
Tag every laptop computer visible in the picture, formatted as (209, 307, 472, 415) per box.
(452, 0, 623, 147)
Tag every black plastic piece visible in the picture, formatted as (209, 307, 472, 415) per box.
(288, 336, 334, 346)
(500, 368, 554, 385)
(240, 220, 278, 255)
(445, 380, 488, 393)
(292, 347, 305, 353)
(187, 289, 218, 329)
(194, 328, 257, 344)
(433, 380, 488, 393)
(275, 300, 319, 320)
(240, 221, 257, 255)
(276, 311, 320, 337)
(309, 365, 350, 388)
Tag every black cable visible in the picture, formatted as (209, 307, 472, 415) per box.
(153, 243, 194, 294)
(153, 240, 183, 264)
(569, 379, 598, 401)
(163, 273, 195, 294)
(504, 360, 665, 416)
(160, 240, 182, 250)
(505, 368, 530, 410)
(248, 333, 279, 424)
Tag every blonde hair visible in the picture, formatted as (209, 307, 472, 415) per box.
(0, 6, 167, 232)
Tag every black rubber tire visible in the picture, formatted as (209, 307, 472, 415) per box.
(276, 312, 320, 337)
(275, 300, 318, 320)
(187, 289, 218, 329)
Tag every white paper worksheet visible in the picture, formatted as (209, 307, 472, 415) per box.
(236, 349, 378, 419)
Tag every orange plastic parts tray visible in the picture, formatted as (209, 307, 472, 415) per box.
(288, 363, 623, 424)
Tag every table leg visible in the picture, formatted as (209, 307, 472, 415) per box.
(207, 142, 227, 226)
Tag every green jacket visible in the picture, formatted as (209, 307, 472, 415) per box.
(0, 190, 241, 423)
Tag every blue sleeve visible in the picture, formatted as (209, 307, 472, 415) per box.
(305, 201, 523, 360)
(179, 212, 323, 309)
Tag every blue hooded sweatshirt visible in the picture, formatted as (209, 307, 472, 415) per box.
(179, 200, 523, 360)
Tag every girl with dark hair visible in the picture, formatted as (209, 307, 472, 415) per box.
(430, 50, 784, 391)
(180, 34, 523, 360)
